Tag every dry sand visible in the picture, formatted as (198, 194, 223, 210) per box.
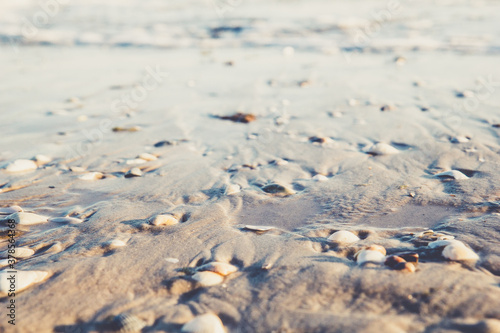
(1, 0, 500, 332)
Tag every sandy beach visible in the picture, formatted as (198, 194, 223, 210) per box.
(1, 0, 500, 332)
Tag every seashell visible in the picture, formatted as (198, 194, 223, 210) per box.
(225, 184, 241, 195)
(327, 230, 360, 244)
(0, 258, 16, 268)
(197, 262, 238, 276)
(442, 243, 479, 261)
(399, 253, 419, 263)
(435, 170, 468, 180)
(138, 153, 157, 161)
(0, 206, 23, 215)
(356, 249, 386, 265)
(79, 172, 103, 180)
(181, 313, 225, 333)
(394, 56, 406, 65)
(165, 258, 179, 264)
(69, 166, 86, 172)
(104, 239, 127, 250)
(1, 247, 35, 259)
(313, 174, 328, 182)
(218, 112, 256, 123)
(384, 256, 406, 268)
(394, 262, 416, 273)
(125, 158, 146, 165)
(48, 217, 83, 224)
(309, 136, 332, 144)
(380, 104, 397, 111)
(428, 239, 464, 249)
(0, 270, 49, 296)
(109, 314, 146, 333)
(243, 225, 274, 232)
(366, 143, 399, 155)
(149, 214, 179, 226)
(6, 212, 48, 225)
(274, 159, 288, 166)
(32, 154, 51, 165)
(125, 168, 142, 178)
(450, 135, 470, 143)
(191, 271, 224, 287)
(456, 90, 474, 98)
(365, 245, 386, 256)
(5, 159, 38, 173)
(112, 126, 141, 132)
(262, 183, 295, 196)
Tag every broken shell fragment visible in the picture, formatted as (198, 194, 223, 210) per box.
(442, 243, 479, 261)
(104, 239, 127, 250)
(0, 270, 49, 296)
(48, 217, 83, 224)
(181, 313, 225, 333)
(435, 170, 468, 180)
(0, 206, 23, 215)
(138, 153, 157, 161)
(243, 225, 274, 232)
(191, 271, 224, 287)
(5, 159, 38, 173)
(366, 143, 399, 155)
(6, 212, 48, 225)
(197, 262, 238, 276)
(108, 314, 146, 333)
(149, 214, 179, 226)
(79, 172, 104, 180)
(125, 168, 142, 178)
(327, 230, 360, 244)
(1, 247, 35, 259)
(225, 184, 241, 195)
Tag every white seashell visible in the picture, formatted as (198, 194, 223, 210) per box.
(149, 214, 179, 226)
(328, 230, 360, 244)
(191, 271, 224, 287)
(243, 225, 274, 232)
(125, 168, 142, 178)
(356, 250, 386, 265)
(366, 143, 399, 155)
(32, 155, 51, 165)
(1, 247, 35, 259)
(79, 172, 103, 180)
(48, 217, 83, 224)
(197, 262, 238, 276)
(435, 170, 468, 180)
(0, 270, 49, 296)
(450, 135, 470, 143)
(282, 46, 295, 57)
(225, 184, 241, 195)
(181, 314, 225, 333)
(125, 158, 146, 165)
(274, 159, 289, 166)
(165, 258, 179, 264)
(442, 243, 479, 261)
(313, 174, 329, 182)
(428, 239, 463, 249)
(5, 159, 38, 173)
(0, 206, 23, 215)
(6, 212, 48, 225)
(0, 258, 16, 268)
(104, 239, 127, 249)
(138, 153, 157, 161)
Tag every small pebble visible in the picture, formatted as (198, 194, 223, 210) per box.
(456, 90, 474, 98)
(394, 262, 416, 273)
(112, 126, 141, 132)
(380, 105, 397, 111)
(262, 183, 295, 196)
(313, 174, 328, 182)
(384, 255, 406, 268)
(138, 153, 157, 161)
